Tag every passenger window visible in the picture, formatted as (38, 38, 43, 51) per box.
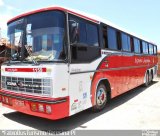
(142, 41, 149, 54)
(107, 27, 118, 50)
(121, 33, 131, 52)
(86, 23, 99, 46)
(149, 44, 154, 55)
(154, 45, 157, 55)
(134, 38, 141, 53)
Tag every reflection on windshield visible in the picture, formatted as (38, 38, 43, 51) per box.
(25, 27, 64, 61)
(7, 11, 66, 62)
(26, 50, 55, 61)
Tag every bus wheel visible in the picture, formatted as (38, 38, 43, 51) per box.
(92, 84, 107, 111)
(144, 72, 149, 87)
(150, 71, 153, 83)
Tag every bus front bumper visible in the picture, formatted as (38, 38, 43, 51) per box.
(0, 90, 69, 120)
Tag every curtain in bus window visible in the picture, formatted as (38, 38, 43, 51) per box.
(107, 27, 118, 50)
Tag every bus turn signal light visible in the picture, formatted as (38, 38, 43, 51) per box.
(31, 103, 37, 112)
(1, 96, 12, 106)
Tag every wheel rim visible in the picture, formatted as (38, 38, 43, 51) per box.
(97, 88, 107, 106)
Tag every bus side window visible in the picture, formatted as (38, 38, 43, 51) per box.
(69, 14, 100, 63)
(121, 33, 131, 52)
(146, 43, 149, 54)
(149, 44, 154, 55)
(142, 41, 149, 54)
(107, 27, 118, 50)
(153, 45, 157, 55)
(69, 18, 86, 44)
(134, 38, 141, 54)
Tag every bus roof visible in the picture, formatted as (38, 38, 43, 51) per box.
(7, 6, 157, 46)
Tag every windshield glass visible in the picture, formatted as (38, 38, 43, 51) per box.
(7, 11, 67, 62)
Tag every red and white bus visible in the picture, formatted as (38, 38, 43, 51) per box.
(0, 6, 158, 120)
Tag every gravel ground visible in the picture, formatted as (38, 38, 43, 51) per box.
(0, 78, 160, 130)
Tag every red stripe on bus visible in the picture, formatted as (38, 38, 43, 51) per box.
(5, 68, 46, 72)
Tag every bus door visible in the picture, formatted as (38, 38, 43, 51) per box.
(68, 14, 101, 115)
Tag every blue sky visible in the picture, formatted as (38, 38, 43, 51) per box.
(0, 0, 160, 49)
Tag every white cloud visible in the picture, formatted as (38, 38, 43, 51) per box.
(0, 0, 4, 6)
(6, 5, 20, 12)
(0, 14, 12, 28)
(0, 0, 19, 37)
(0, 14, 13, 37)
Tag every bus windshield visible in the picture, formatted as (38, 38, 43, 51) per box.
(7, 11, 67, 62)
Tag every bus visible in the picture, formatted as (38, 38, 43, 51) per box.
(0, 6, 158, 120)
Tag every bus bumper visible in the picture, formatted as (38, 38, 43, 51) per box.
(0, 90, 69, 120)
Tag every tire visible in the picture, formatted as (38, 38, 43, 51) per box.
(92, 84, 108, 111)
(150, 71, 153, 83)
(144, 72, 149, 87)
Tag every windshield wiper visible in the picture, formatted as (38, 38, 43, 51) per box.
(40, 60, 67, 63)
(24, 44, 39, 65)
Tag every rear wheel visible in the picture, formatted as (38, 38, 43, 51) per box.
(144, 72, 149, 87)
(92, 84, 107, 111)
(150, 71, 153, 83)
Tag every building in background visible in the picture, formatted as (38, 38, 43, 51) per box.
(0, 28, 9, 90)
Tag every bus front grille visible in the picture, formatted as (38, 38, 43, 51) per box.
(1, 76, 52, 96)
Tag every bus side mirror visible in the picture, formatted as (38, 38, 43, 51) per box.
(69, 20, 79, 44)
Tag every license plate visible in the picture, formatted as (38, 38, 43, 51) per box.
(14, 99, 25, 107)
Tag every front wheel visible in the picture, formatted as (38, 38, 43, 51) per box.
(92, 84, 107, 111)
